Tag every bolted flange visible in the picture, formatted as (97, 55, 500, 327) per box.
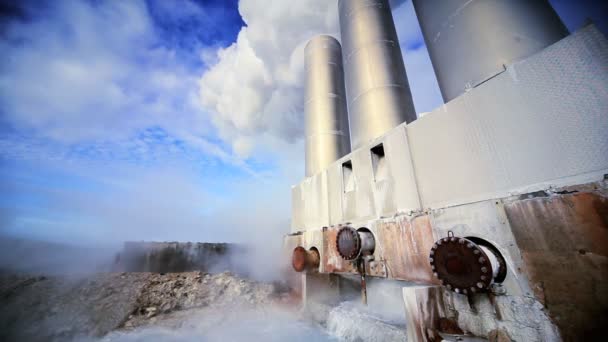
(429, 234, 497, 294)
(336, 226, 361, 260)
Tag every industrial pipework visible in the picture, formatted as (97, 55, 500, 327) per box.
(338, 0, 417, 149)
(336, 226, 376, 305)
(413, 0, 568, 103)
(304, 35, 351, 177)
(292, 246, 320, 273)
(430, 232, 506, 295)
(335, 226, 376, 261)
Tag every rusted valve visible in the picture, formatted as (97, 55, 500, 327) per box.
(336, 226, 375, 260)
(292, 246, 320, 272)
(429, 232, 506, 294)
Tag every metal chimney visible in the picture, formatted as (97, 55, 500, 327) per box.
(339, 0, 417, 150)
(305, 35, 351, 177)
(413, 0, 568, 103)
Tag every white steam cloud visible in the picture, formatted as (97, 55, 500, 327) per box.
(199, 0, 340, 157)
(198, 0, 442, 157)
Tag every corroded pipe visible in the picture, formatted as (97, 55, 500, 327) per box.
(336, 227, 376, 260)
(430, 234, 506, 294)
(292, 246, 320, 272)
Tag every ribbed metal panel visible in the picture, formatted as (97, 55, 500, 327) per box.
(339, 0, 417, 149)
(305, 35, 351, 177)
(413, 0, 568, 103)
(408, 25, 608, 208)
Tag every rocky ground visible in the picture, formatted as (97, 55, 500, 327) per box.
(0, 271, 292, 341)
(1, 270, 409, 341)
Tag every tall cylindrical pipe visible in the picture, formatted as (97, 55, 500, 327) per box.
(339, 0, 417, 150)
(305, 35, 351, 177)
(413, 0, 568, 103)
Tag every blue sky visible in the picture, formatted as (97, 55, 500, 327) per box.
(0, 0, 606, 246)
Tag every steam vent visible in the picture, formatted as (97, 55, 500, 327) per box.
(286, 0, 608, 341)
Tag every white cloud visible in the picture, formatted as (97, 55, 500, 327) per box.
(199, 0, 340, 157)
(0, 0, 442, 255)
(199, 0, 442, 157)
(0, 0, 210, 144)
(1, 0, 442, 161)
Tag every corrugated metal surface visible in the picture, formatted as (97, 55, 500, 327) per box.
(408, 25, 608, 209)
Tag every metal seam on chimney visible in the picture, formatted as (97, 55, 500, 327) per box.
(413, 0, 568, 103)
(339, 0, 417, 150)
(304, 35, 351, 177)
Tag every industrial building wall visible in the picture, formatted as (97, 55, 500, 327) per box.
(291, 25, 608, 232)
(409, 25, 608, 209)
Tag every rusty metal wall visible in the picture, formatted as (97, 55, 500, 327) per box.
(504, 190, 608, 341)
(287, 182, 607, 340)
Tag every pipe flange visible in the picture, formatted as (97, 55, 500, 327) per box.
(430, 236, 494, 294)
(336, 226, 361, 260)
(292, 246, 309, 272)
(292, 246, 320, 272)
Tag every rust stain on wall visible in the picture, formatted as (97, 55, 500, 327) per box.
(504, 191, 608, 341)
(322, 227, 357, 274)
(404, 286, 454, 342)
(377, 215, 439, 283)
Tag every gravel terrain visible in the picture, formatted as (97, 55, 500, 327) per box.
(0, 271, 289, 341)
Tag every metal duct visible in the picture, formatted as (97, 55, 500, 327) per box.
(339, 0, 417, 150)
(413, 0, 568, 103)
(305, 35, 351, 177)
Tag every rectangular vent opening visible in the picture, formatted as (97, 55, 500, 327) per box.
(371, 143, 387, 182)
(342, 160, 355, 193)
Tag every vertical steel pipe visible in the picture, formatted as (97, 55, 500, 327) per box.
(305, 35, 351, 177)
(339, 0, 417, 150)
(413, 0, 568, 103)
